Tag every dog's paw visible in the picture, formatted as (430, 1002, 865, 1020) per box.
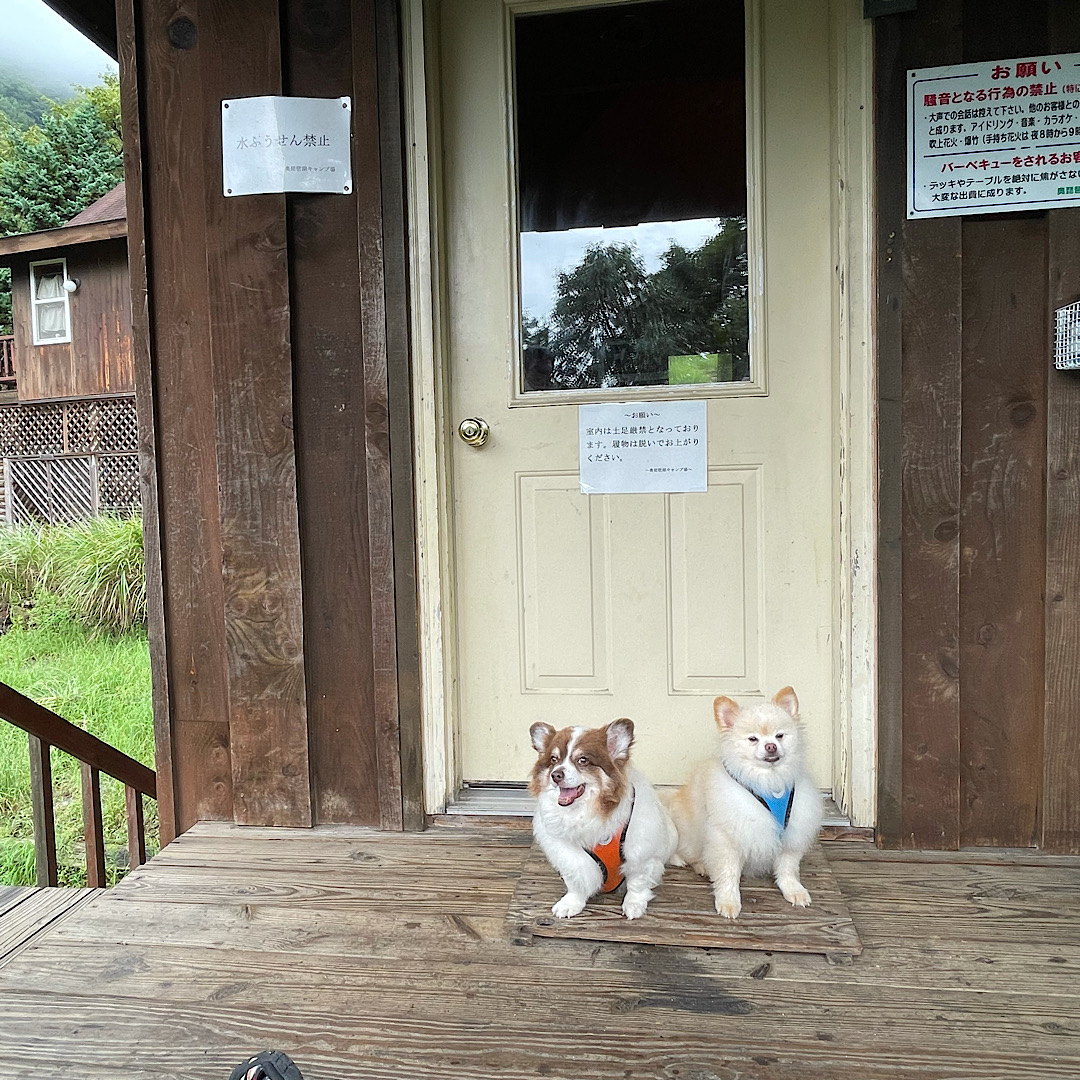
(715, 896, 742, 920)
(622, 895, 648, 920)
(781, 883, 812, 908)
(668, 853, 687, 868)
(552, 893, 587, 919)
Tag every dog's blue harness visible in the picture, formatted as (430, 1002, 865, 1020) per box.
(754, 787, 795, 832)
(725, 765, 795, 832)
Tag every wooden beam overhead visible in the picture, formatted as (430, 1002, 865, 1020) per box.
(0, 220, 127, 261)
(40, 0, 119, 60)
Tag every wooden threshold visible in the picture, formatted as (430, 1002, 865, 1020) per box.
(440, 784, 874, 841)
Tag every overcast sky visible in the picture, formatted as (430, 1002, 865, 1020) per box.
(521, 218, 721, 324)
(0, 0, 117, 96)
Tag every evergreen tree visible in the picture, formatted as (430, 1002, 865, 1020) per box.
(531, 218, 750, 390)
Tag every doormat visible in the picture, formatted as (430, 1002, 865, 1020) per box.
(507, 843, 862, 958)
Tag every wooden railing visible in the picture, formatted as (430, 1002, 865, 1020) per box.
(0, 681, 156, 888)
(0, 335, 15, 391)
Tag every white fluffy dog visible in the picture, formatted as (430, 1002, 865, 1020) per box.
(667, 688, 822, 919)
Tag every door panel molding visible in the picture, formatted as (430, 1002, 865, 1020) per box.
(517, 472, 613, 692)
(666, 465, 763, 694)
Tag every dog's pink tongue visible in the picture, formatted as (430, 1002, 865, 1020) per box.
(558, 785, 585, 807)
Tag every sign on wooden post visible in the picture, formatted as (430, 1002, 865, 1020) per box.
(221, 96, 353, 197)
(908, 52, 1080, 218)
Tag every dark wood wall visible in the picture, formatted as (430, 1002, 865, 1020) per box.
(877, 0, 1080, 852)
(9, 240, 135, 402)
(116, 0, 422, 837)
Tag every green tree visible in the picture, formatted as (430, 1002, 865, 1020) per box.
(0, 70, 50, 131)
(535, 218, 750, 390)
(0, 75, 123, 334)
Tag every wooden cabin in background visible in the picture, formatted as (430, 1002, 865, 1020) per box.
(17, 0, 1078, 856)
(0, 183, 139, 523)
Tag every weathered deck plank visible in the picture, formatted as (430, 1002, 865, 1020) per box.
(38, 893, 1080, 999)
(0, 987, 1074, 1080)
(0, 887, 93, 966)
(0, 824, 1077, 1079)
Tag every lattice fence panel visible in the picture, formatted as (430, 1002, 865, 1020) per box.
(0, 402, 64, 457)
(98, 454, 141, 515)
(0, 396, 137, 458)
(67, 398, 140, 455)
(10, 457, 94, 524)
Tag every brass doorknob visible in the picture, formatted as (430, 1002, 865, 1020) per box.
(458, 417, 490, 447)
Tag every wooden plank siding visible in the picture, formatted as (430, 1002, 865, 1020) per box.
(6, 242, 135, 403)
(131, 0, 234, 833)
(1043, 0, 1080, 855)
(118, 0, 420, 833)
(115, 0, 177, 845)
(877, 0, 1080, 850)
(201, 0, 313, 828)
(284, 0, 384, 826)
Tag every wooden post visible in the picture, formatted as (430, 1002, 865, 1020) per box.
(1043, 0, 1080, 854)
(125, 785, 147, 870)
(115, 0, 179, 847)
(80, 762, 107, 888)
(28, 735, 58, 887)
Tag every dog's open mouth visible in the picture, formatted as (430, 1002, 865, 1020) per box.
(557, 784, 586, 806)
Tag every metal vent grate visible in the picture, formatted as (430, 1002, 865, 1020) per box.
(1054, 301, 1080, 370)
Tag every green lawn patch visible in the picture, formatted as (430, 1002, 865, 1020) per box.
(0, 518, 156, 887)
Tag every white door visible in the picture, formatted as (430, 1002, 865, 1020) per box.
(438, 0, 838, 790)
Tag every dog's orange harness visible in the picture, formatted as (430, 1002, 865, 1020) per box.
(585, 790, 635, 893)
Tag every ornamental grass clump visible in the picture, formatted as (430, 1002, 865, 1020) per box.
(45, 515, 147, 633)
(0, 522, 46, 612)
(0, 516, 146, 633)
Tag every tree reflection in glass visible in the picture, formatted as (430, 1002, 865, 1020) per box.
(521, 217, 748, 391)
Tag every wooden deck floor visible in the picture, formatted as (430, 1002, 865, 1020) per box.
(0, 822, 1078, 1079)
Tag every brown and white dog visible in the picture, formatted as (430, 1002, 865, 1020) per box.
(528, 718, 677, 920)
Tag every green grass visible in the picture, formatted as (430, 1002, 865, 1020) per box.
(0, 517, 147, 634)
(0, 518, 156, 887)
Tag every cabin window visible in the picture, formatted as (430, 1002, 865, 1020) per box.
(514, 0, 749, 394)
(30, 259, 72, 345)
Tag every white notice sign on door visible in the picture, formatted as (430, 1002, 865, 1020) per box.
(221, 96, 352, 197)
(579, 401, 707, 494)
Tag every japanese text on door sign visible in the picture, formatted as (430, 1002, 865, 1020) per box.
(908, 52, 1080, 218)
(221, 96, 353, 197)
(579, 401, 707, 495)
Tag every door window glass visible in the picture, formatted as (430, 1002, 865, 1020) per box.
(515, 0, 748, 393)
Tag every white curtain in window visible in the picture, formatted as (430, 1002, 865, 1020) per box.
(35, 270, 64, 300)
(37, 301, 67, 337)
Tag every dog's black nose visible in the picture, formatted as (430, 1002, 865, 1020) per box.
(551, 767, 565, 784)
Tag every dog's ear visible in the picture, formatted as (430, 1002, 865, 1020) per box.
(713, 696, 740, 729)
(773, 687, 799, 718)
(605, 718, 634, 763)
(530, 722, 556, 752)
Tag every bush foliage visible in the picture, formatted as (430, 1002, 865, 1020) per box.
(0, 515, 146, 633)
